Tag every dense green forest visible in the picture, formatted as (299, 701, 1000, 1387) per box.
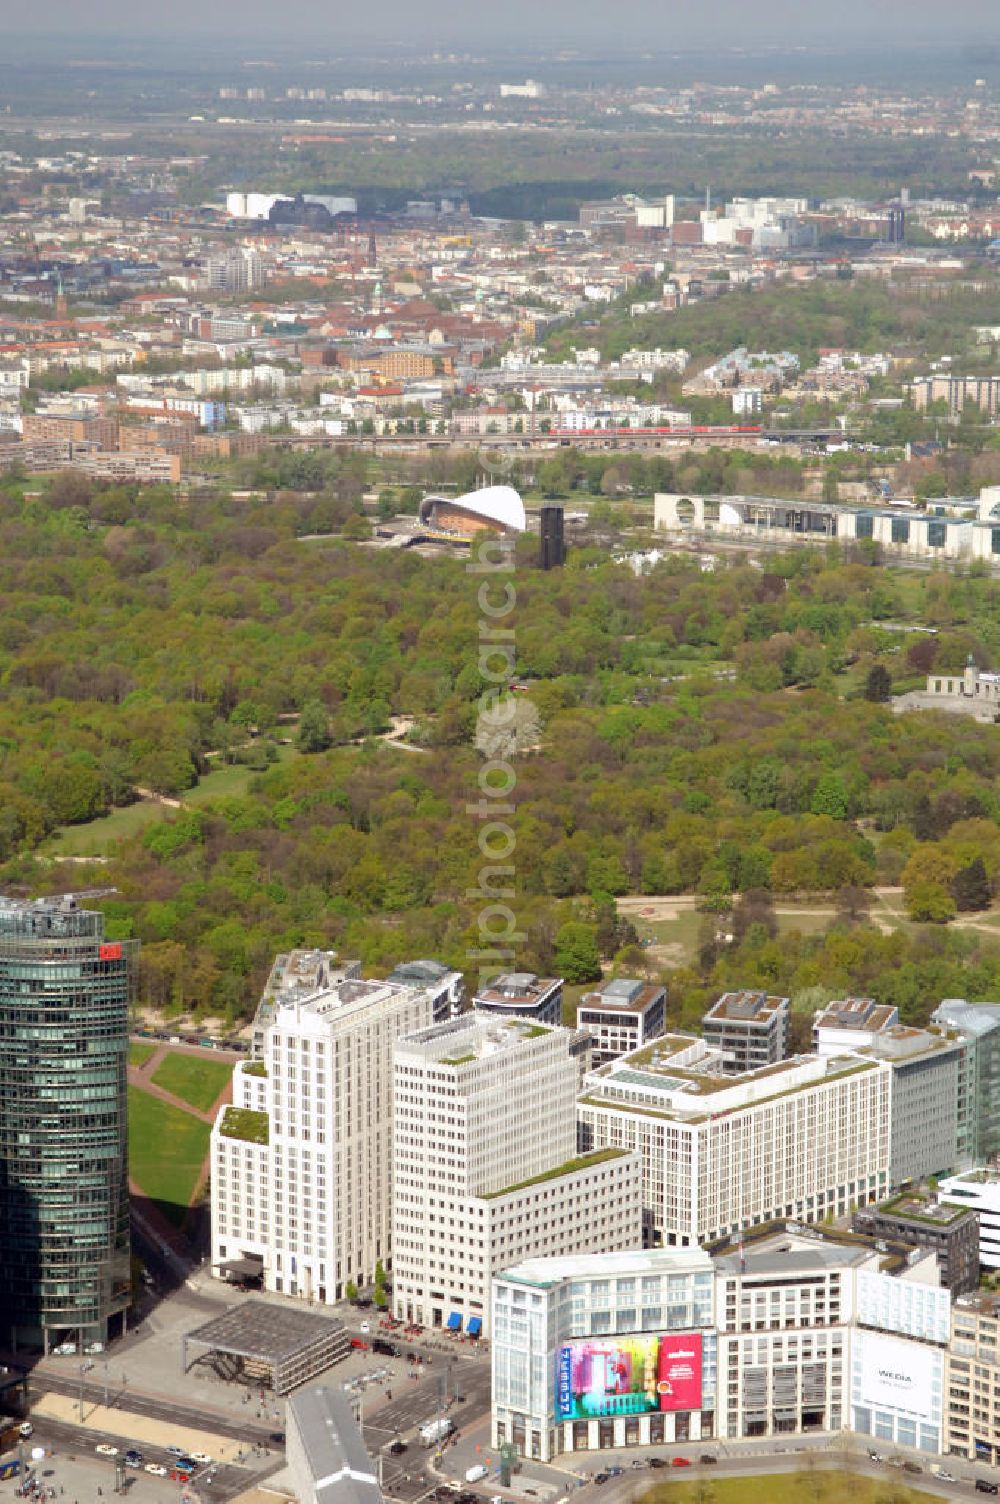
(6, 469, 1000, 1026)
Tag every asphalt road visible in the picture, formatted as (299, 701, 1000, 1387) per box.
(355, 1350, 493, 1503)
(32, 1374, 280, 1450)
(25, 1415, 281, 1504)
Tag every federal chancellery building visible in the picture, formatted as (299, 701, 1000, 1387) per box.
(654, 484, 1000, 565)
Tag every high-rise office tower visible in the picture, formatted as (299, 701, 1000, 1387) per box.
(392, 1015, 642, 1336)
(540, 505, 566, 570)
(0, 895, 135, 1351)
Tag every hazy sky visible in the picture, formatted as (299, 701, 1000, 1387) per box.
(8, 0, 1000, 48)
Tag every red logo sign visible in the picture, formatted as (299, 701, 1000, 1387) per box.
(658, 1333, 703, 1412)
(99, 943, 122, 960)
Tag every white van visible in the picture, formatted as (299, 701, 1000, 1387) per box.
(464, 1466, 487, 1484)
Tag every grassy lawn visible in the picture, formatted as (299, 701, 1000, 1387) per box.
(128, 1088, 211, 1228)
(151, 1051, 233, 1114)
(40, 799, 168, 858)
(183, 761, 261, 805)
(185, 743, 298, 806)
(640, 1469, 933, 1504)
(128, 1042, 156, 1069)
(623, 905, 706, 965)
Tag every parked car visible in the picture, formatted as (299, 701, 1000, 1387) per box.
(976, 1482, 998, 1495)
(699, 1454, 717, 1465)
(95, 1445, 118, 1458)
(165, 1446, 187, 1458)
(903, 1462, 922, 1475)
(672, 1457, 692, 1468)
(593, 1475, 609, 1486)
(191, 1452, 212, 1466)
(145, 1465, 168, 1477)
(389, 1442, 406, 1456)
(649, 1458, 666, 1469)
(124, 1451, 143, 1469)
(17, 1424, 32, 1440)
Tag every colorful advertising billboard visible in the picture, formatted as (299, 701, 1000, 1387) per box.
(555, 1332, 703, 1420)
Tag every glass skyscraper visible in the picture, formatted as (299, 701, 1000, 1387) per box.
(0, 894, 136, 1350)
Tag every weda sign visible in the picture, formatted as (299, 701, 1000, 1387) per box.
(855, 1331, 937, 1423)
(556, 1333, 703, 1419)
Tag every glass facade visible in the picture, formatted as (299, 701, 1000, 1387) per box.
(0, 897, 135, 1348)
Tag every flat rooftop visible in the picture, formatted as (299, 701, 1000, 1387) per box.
(859, 1025, 961, 1064)
(956, 1291, 1000, 1318)
(474, 972, 561, 1007)
(186, 1302, 346, 1364)
(579, 979, 664, 1015)
(585, 1035, 879, 1116)
(387, 958, 459, 987)
(941, 1168, 1000, 1187)
(497, 1246, 713, 1289)
(397, 1013, 553, 1066)
(704, 989, 788, 1024)
(875, 1192, 973, 1226)
(282, 976, 409, 1021)
(815, 997, 896, 1031)
(715, 1236, 873, 1277)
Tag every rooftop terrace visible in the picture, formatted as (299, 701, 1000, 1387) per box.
(584, 1036, 880, 1118)
(397, 1013, 553, 1066)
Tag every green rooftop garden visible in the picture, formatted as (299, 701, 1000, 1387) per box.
(220, 1107, 269, 1145)
(878, 1190, 966, 1225)
(482, 1147, 629, 1199)
(242, 1061, 268, 1078)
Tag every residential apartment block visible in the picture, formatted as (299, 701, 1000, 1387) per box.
(392, 1015, 642, 1337)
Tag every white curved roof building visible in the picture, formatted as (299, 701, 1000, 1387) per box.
(419, 484, 526, 536)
